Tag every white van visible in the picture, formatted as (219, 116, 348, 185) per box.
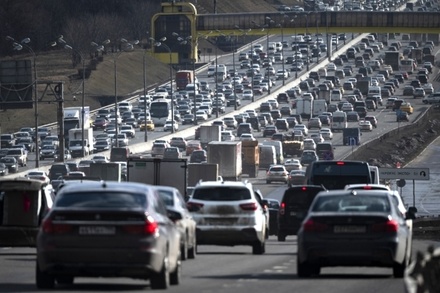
(369, 165, 380, 184)
(262, 140, 284, 164)
(259, 145, 277, 170)
(368, 86, 381, 96)
(318, 67, 327, 77)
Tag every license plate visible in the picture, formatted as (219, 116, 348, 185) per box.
(334, 225, 366, 233)
(79, 226, 116, 235)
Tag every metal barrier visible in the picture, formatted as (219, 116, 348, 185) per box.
(405, 245, 440, 293)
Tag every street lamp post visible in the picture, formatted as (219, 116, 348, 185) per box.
(57, 37, 87, 157)
(264, 17, 275, 94)
(6, 36, 40, 168)
(293, 16, 298, 79)
(232, 38, 237, 110)
(172, 32, 198, 125)
(93, 38, 135, 147)
(142, 49, 148, 142)
(151, 37, 175, 133)
(305, 13, 311, 71)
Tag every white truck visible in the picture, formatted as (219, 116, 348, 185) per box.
(199, 125, 221, 149)
(312, 100, 327, 117)
(296, 98, 313, 120)
(68, 128, 94, 158)
(207, 141, 242, 181)
(64, 106, 90, 144)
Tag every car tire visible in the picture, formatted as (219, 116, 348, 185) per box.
(277, 233, 286, 242)
(393, 257, 407, 278)
(56, 276, 74, 285)
(150, 257, 170, 289)
(252, 240, 265, 255)
(169, 254, 181, 285)
(180, 238, 188, 261)
(187, 235, 196, 259)
(297, 259, 313, 278)
(36, 263, 55, 289)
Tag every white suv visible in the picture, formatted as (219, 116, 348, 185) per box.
(187, 181, 267, 254)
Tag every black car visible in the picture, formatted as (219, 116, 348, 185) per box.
(0, 156, 18, 173)
(0, 162, 8, 176)
(36, 181, 182, 289)
(263, 126, 278, 137)
(262, 198, 280, 236)
(275, 119, 289, 131)
(277, 185, 327, 241)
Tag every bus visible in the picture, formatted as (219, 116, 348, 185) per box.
(331, 111, 347, 131)
(400, 59, 416, 74)
(305, 160, 372, 190)
(149, 99, 172, 126)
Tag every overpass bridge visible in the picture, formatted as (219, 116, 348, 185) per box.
(151, 1, 440, 64)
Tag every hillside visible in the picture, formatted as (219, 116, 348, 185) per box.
(0, 0, 299, 133)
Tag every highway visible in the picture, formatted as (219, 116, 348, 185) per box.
(1, 31, 440, 292)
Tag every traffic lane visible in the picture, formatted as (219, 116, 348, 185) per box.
(0, 239, 437, 293)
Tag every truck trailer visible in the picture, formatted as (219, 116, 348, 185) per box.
(207, 141, 242, 181)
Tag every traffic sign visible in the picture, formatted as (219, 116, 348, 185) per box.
(396, 179, 406, 187)
(379, 167, 430, 180)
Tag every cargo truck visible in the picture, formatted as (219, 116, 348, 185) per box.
(384, 51, 400, 72)
(199, 125, 221, 149)
(63, 106, 90, 143)
(312, 100, 327, 117)
(207, 141, 242, 181)
(343, 127, 361, 146)
(241, 140, 259, 177)
(187, 163, 219, 187)
(68, 128, 94, 157)
(296, 98, 313, 119)
(127, 157, 188, 198)
(89, 162, 122, 181)
(176, 70, 195, 91)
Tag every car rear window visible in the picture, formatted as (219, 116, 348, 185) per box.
(270, 167, 285, 172)
(282, 187, 324, 208)
(192, 187, 251, 201)
(312, 195, 391, 212)
(55, 191, 147, 208)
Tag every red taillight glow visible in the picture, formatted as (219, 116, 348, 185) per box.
(41, 218, 72, 234)
(336, 161, 345, 165)
(301, 186, 307, 191)
(363, 186, 372, 190)
(123, 216, 158, 235)
(302, 219, 328, 232)
(371, 220, 399, 233)
(240, 202, 258, 211)
(279, 202, 286, 215)
(187, 202, 204, 211)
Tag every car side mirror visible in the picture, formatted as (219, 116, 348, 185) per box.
(406, 206, 417, 220)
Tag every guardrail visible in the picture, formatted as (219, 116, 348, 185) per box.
(405, 245, 440, 293)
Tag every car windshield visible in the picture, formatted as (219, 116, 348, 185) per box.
(55, 191, 147, 208)
(192, 187, 251, 201)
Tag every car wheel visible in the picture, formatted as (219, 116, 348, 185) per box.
(187, 234, 196, 259)
(252, 240, 265, 255)
(393, 257, 407, 278)
(297, 259, 313, 278)
(36, 263, 55, 289)
(56, 276, 74, 285)
(169, 254, 181, 285)
(150, 257, 170, 289)
(277, 233, 286, 242)
(180, 238, 188, 261)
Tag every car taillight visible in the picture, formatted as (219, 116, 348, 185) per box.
(41, 218, 72, 234)
(279, 202, 286, 215)
(371, 220, 399, 233)
(123, 216, 158, 235)
(186, 202, 204, 212)
(302, 219, 329, 232)
(240, 203, 258, 211)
